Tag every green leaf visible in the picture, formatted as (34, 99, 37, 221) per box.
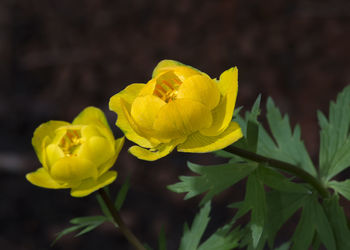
(179, 202, 211, 250)
(258, 98, 316, 176)
(318, 86, 350, 181)
(198, 225, 241, 250)
(274, 242, 290, 250)
(115, 176, 131, 210)
(168, 161, 257, 205)
(323, 195, 350, 250)
(158, 227, 167, 250)
(51, 224, 85, 246)
(70, 215, 107, 225)
(265, 191, 308, 247)
(328, 179, 350, 200)
(291, 195, 336, 250)
(74, 221, 104, 237)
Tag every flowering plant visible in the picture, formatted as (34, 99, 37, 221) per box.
(26, 60, 350, 250)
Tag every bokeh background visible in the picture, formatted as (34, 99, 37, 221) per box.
(1, 0, 349, 249)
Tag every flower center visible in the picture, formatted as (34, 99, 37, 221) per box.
(153, 73, 182, 103)
(58, 129, 83, 156)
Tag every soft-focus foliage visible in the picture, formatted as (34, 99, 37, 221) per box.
(109, 60, 242, 160)
(26, 107, 124, 197)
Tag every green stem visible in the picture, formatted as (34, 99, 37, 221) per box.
(224, 145, 330, 199)
(98, 189, 146, 250)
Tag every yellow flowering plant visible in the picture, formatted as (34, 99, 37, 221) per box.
(26, 106, 124, 197)
(25, 60, 350, 250)
(109, 60, 243, 160)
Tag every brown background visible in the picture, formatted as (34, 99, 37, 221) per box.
(0, 0, 349, 249)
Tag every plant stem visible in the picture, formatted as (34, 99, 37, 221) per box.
(224, 145, 330, 199)
(98, 189, 146, 250)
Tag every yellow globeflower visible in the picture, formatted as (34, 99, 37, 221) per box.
(109, 60, 242, 161)
(26, 107, 124, 197)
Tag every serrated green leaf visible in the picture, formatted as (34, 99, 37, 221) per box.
(328, 179, 350, 200)
(115, 176, 131, 210)
(291, 195, 336, 250)
(70, 215, 107, 225)
(265, 191, 308, 247)
(258, 98, 316, 176)
(198, 225, 241, 250)
(158, 226, 167, 250)
(319, 86, 350, 181)
(168, 162, 257, 205)
(323, 195, 350, 250)
(258, 165, 308, 194)
(51, 224, 85, 246)
(179, 202, 211, 250)
(74, 221, 104, 237)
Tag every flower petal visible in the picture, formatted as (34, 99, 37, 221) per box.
(70, 171, 117, 197)
(131, 95, 166, 130)
(152, 60, 186, 78)
(177, 121, 243, 152)
(200, 90, 236, 136)
(153, 99, 213, 141)
(32, 121, 70, 164)
(78, 136, 113, 167)
(72, 106, 110, 128)
(98, 137, 125, 175)
(217, 67, 238, 96)
(26, 167, 65, 189)
(129, 137, 185, 161)
(110, 83, 156, 148)
(50, 157, 98, 183)
(177, 75, 220, 110)
(46, 144, 64, 169)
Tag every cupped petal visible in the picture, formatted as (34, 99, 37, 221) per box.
(177, 121, 243, 153)
(32, 121, 70, 164)
(200, 90, 236, 136)
(70, 171, 117, 197)
(177, 75, 220, 110)
(129, 137, 186, 161)
(217, 67, 238, 96)
(109, 84, 154, 148)
(131, 95, 166, 130)
(98, 137, 125, 175)
(50, 157, 98, 183)
(72, 106, 110, 128)
(26, 167, 66, 189)
(152, 60, 187, 78)
(153, 99, 213, 141)
(46, 144, 64, 169)
(78, 136, 113, 167)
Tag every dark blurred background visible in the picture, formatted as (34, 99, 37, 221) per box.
(1, 0, 349, 249)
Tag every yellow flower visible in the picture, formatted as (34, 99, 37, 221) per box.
(109, 60, 242, 161)
(26, 107, 124, 197)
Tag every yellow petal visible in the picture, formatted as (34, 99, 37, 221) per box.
(153, 99, 213, 141)
(217, 67, 238, 96)
(152, 60, 186, 78)
(177, 75, 220, 110)
(26, 167, 65, 189)
(109, 84, 155, 148)
(177, 121, 243, 153)
(129, 137, 185, 161)
(32, 121, 70, 164)
(72, 106, 110, 128)
(78, 136, 113, 166)
(98, 137, 125, 175)
(46, 144, 64, 169)
(200, 90, 236, 136)
(131, 95, 166, 130)
(50, 157, 98, 183)
(70, 171, 117, 197)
